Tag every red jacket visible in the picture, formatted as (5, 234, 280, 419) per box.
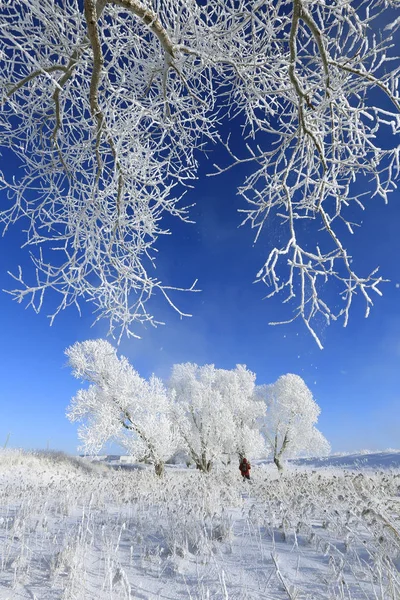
(239, 458, 251, 476)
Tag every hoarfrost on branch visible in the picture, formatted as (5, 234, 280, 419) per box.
(1, 0, 399, 345)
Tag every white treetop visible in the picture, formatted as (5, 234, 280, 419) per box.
(169, 362, 266, 471)
(1, 1, 399, 345)
(215, 364, 267, 460)
(256, 373, 330, 470)
(66, 339, 176, 473)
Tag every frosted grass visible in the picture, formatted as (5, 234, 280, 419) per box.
(0, 449, 399, 599)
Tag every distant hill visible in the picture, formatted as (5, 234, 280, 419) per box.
(288, 451, 400, 470)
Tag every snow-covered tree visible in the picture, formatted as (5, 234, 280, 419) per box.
(66, 339, 176, 475)
(169, 363, 231, 473)
(257, 374, 330, 471)
(169, 363, 266, 472)
(1, 1, 399, 345)
(215, 364, 267, 461)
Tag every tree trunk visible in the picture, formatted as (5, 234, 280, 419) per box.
(195, 454, 212, 472)
(274, 456, 284, 472)
(154, 461, 165, 477)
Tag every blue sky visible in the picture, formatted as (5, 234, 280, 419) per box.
(1, 144, 399, 456)
(1, 0, 400, 455)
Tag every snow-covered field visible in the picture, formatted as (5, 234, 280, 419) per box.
(1, 450, 400, 599)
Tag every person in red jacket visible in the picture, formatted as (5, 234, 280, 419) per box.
(239, 457, 251, 480)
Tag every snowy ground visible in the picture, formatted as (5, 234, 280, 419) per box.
(1, 450, 400, 599)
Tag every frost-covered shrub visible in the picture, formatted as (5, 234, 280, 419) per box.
(33, 449, 106, 475)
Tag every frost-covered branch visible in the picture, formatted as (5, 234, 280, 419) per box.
(0, 0, 216, 338)
(1, 0, 399, 345)
(225, 0, 400, 347)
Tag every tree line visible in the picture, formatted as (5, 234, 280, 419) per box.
(66, 339, 330, 475)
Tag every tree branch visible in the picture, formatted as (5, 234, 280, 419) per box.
(5, 65, 68, 98)
(108, 0, 175, 59)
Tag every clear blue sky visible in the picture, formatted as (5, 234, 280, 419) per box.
(1, 143, 399, 455)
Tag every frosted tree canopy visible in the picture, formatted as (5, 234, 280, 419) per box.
(66, 339, 329, 472)
(256, 373, 331, 471)
(1, 0, 399, 346)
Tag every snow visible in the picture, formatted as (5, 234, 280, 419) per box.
(1, 449, 400, 599)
